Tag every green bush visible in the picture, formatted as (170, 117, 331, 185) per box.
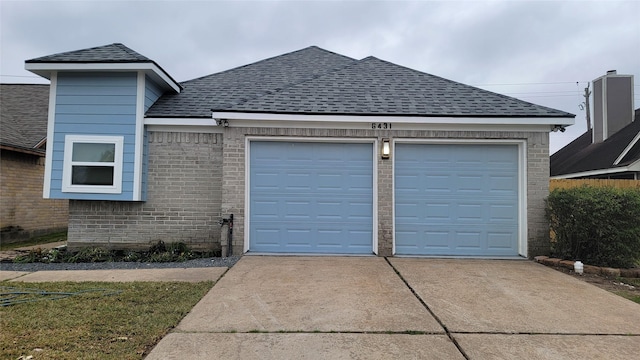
(546, 186, 640, 268)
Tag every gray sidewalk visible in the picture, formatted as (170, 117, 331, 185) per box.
(1, 267, 226, 282)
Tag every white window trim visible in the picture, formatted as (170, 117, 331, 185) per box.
(62, 135, 124, 194)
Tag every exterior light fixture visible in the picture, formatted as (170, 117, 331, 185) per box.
(222, 119, 230, 127)
(381, 138, 390, 159)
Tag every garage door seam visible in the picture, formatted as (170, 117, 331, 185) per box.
(385, 257, 470, 360)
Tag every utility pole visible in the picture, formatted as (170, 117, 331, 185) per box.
(584, 83, 592, 129)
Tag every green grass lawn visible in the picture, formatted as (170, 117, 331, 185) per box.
(1, 281, 213, 359)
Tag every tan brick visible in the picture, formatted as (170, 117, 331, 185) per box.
(67, 132, 223, 252)
(1, 150, 68, 242)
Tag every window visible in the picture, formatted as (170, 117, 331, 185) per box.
(62, 135, 123, 193)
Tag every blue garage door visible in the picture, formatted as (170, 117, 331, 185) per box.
(249, 141, 374, 254)
(395, 144, 519, 256)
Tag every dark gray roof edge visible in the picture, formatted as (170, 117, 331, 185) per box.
(26, 43, 183, 91)
(181, 45, 356, 84)
(209, 108, 575, 118)
(0, 142, 46, 155)
(25, 43, 149, 62)
(364, 56, 576, 119)
(26, 59, 153, 64)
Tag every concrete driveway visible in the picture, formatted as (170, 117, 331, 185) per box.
(146, 257, 640, 360)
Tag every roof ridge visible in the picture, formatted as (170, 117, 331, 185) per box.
(183, 46, 355, 84)
(26, 42, 153, 63)
(221, 54, 362, 110)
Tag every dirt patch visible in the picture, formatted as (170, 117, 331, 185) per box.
(548, 265, 640, 303)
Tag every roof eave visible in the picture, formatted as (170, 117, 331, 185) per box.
(0, 144, 45, 156)
(210, 111, 575, 126)
(551, 160, 640, 179)
(25, 61, 182, 93)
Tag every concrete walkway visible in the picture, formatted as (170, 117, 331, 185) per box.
(2, 267, 227, 282)
(146, 256, 640, 360)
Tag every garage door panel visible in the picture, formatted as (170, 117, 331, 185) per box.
(489, 204, 518, 222)
(457, 231, 482, 248)
(250, 141, 373, 254)
(395, 144, 519, 256)
(487, 232, 517, 249)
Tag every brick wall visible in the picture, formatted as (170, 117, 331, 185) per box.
(0, 150, 68, 242)
(67, 132, 223, 251)
(67, 127, 551, 258)
(222, 127, 550, 258)
(526, 132, 551, 257)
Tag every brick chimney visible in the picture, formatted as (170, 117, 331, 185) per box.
(592, 70, 634, 143)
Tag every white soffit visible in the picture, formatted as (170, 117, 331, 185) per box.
(25, 62, 180, 93)
(210, 112, 575, 126)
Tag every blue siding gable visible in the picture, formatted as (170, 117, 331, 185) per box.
(144, 76, 163, 112)
(49, 72, 138, 200)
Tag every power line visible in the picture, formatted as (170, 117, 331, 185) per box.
(516, 94, 584, 98)
(473, 81, 589, 86)
(502, 91, 583, 95)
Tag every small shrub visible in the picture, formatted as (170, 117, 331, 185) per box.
(148, 240, 167, 254)
(68, 247, 113, 263)
(123, 250, 141, 262)
(13, 248, 44, 263)
(546, 186, 640, 268)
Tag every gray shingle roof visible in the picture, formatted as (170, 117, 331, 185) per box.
(0, 84, 49, 152)
(26, 43, 152, 63)
(146, 46, 356, 118)
(25, 43, 182, 92)
(550, 115, 640, 176)
(225, 56, 574, 117)
(148, 46, 574, 119)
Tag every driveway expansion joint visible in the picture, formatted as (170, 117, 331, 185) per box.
(174, 330, 447, 335)
(451, 331, 640, 336)
(384, 257, 470, 360)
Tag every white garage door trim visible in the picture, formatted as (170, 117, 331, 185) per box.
(392, 138, 528, 257)
(244, 136, 378, 255)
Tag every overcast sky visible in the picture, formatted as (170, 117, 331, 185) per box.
(1, 0, 639, 153)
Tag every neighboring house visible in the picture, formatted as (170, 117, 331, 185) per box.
(25, 43, 574, 257)
(551, 71, 639, 179)
(0, 84, 68, 242)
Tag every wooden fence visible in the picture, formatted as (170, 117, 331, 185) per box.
(550, 178, 640, 190)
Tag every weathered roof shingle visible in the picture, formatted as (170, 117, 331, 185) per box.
(0, 84, 49, 153)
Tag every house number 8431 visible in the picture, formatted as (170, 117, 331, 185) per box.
(372, 123, 392, 129)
